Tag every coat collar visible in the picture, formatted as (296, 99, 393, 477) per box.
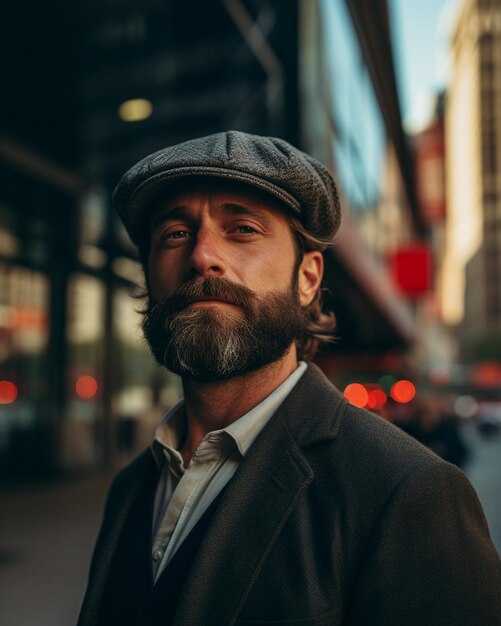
(173, 363, 346, 626)
(281, 362, 346, 446)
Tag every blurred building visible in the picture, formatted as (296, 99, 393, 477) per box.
(411, 94, 459, 371)
(443, 0, 501, 347)
(0, 0, 424, 482)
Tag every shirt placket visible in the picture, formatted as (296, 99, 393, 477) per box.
(151, 437, 222, 579)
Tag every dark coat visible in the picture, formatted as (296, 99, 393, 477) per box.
(78, 364, 501, 625)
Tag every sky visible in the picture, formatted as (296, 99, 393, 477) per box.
(389, 0, 463, 132)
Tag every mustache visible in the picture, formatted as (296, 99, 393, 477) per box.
(147, 276, 257, 316)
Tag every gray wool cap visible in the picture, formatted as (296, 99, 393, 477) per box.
(112, 130, 341, 247)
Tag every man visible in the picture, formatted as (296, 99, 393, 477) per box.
(78, 131, 501, 626)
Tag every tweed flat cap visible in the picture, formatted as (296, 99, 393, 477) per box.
(113, 130, 341, 247)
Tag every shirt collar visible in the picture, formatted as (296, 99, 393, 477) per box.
(151, 361, 308, 468)
(151, 400, 186, 469)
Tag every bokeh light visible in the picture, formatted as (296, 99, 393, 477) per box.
(118, 98, 153, 122)
(344, 383, 369, 408)
(390, 380, 416, 403)
(0, 380, 18, 404)
(76, 375, 98, 400)
(454, 395, 478, 419)
(367, 389, 387, 410)
(428, 366, 451, 388)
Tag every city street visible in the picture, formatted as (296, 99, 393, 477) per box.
(1, 425, 500, 626)
(463, 422, 501, 552)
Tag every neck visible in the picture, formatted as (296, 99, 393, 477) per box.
(178, 347, 299, 464)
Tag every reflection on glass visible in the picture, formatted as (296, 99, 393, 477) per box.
(321, 0, 386, 214)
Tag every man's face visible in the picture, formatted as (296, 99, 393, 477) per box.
(142, 181, 321, 381)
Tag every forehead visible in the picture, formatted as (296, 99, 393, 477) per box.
(149, 178, 292, 225)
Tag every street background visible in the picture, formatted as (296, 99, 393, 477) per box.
(1, 0, 500, 623)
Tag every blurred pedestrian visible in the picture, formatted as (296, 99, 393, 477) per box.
(396, 397, 470, 469)
(78, 131, 501, 626)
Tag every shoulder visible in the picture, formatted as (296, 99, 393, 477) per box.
(294, 364, 462, 512)
(295, 363, 439, 471)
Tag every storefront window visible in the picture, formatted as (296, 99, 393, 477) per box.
(0, 264, 50, 475)
(112, 287, 181, 453)
(78, 189, 108, 269)
(58, 273, 106, 469)
(66, 273, 105, 423)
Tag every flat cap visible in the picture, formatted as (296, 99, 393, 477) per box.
(113, 130, 341, 247)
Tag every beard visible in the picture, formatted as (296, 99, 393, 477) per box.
(142, 276, 306, 382)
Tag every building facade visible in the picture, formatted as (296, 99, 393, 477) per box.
(444, 0, 501, 344)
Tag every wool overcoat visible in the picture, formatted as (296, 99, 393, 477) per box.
(78, 364, 501, 625)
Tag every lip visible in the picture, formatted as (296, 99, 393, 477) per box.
(185, 298, 235, 308)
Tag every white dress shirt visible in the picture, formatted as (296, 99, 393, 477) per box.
(149, 361, 307, 582)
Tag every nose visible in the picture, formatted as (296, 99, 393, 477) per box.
(186, 227, 226, 278)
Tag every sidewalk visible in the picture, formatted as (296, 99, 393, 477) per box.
(1, 427, 499, 626)
(0, 473, 112, 626)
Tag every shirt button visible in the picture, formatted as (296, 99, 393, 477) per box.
(152, 547, 164, 562)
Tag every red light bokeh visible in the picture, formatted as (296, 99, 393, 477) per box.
(367, 389, 387, 410)
(76, 375, 98, 399)
(0, 380, 18, 404)
(390, 380, 416, 403)
(343, 383, 369, 408)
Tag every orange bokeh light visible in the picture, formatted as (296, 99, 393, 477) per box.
(367, 389, 387, 410)
(76, 375, 98, 399)
(0, 380, 18, 404)
(343, 383, 369, 408)
(390, 380, 416, 403)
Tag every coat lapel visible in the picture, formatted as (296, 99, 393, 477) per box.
(173, 364, 345, 626)
(78, 450, 157, 626)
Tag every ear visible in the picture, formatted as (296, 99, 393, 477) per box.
(297, 251, 324, 306)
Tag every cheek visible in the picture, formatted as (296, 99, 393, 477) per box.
(147, 254, 183, 300)
(244, 247, 297, 293)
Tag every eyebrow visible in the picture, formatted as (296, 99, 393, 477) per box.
(150, 206, 190, 232)
(150, 202, 276, 232)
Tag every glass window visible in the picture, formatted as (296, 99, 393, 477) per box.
(0, 206, 21, 259)
(112, 287, 181, 454)
(0, 264, 50, 476)
(320, 0, 387, 214)
(78, 189, 108, 269)
(66, 274, 105, 423)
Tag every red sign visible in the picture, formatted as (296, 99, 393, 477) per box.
(390, 244, 433, 297)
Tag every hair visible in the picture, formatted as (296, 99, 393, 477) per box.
(134, 198, 336, 363)
(287, 217, 336, 361)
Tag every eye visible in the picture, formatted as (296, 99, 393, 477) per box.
(227, 221, 264, 241)
(235, 225, 256, 234)
(159, 229, 193, 247)
(168, 230, 191, 239)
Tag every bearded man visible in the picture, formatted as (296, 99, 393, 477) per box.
(78, 131, 501, 626)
